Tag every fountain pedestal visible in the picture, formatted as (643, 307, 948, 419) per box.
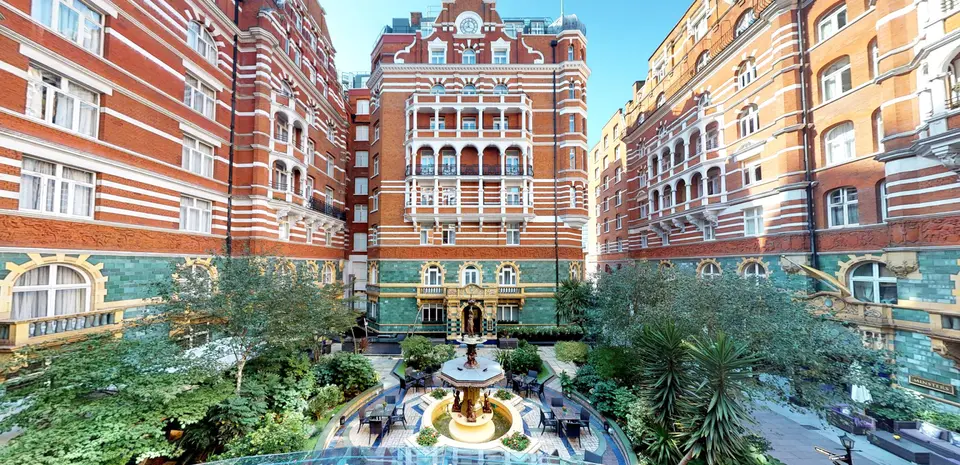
(436, 335, 506, 444)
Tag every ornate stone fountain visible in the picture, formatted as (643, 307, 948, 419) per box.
(437, 334, 505, 443)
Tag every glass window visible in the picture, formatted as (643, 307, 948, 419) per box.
(353, 232, 367, 251)
(355, 177, 368, 195)
(462, 117, 477, 130)
(421, 304, 445, 323)
(19, 157, 94, 218)
(744, 206, 763, 236)
(442, 227, 456, 245)
(567, 45, 575, 61)
(506, 224, 520, 245)
(735, 9, 755, 37)
(462, 84, 477, 95)
(699, 263, 721, 279)
(461, 266, 480, 285)
(431, 84, 445, 95)
(738, 105, 759, 137)
(850, 262, 897, 304)
(187, 22, 217, 64)
(493, 84, 508, 95)
(822, 57, 852, 102)
(430, 49, 446, 64)
(12, 264, 90, 322)
(499, 266, 517, 285)
(497, 304, 519, 323)
(569, 115, 576, 133)
(462, 49, 476, 64)
(355, 151, 369, 167)
(825, 122, 856, 164)
(818, 5, 848, 42)
(278, 218, 290, 241)
(828, 187, 859, 227)
(493, 50, 508, 64)
(180, 196, 212, 233)
(356, 100, 370, 115)
(355, 125, 369, 141)
(184, 74, 216, 118)
(32, 0, 103, 53)
(354, 204, 368, 223)
(742, 262, 767, 280)
(25, 66, 99, 137)
(879, 182, 888, 222)
(737, 59, 756, 89)
(182, 136, 214, 177)
(420, 230, 429, 245)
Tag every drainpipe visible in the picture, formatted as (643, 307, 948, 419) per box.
(796, 1, 819, 278)
(226, 0, 242, 256)
(551, 40, 560, 294)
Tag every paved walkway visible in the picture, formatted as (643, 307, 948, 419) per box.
(750, 401, 912, 465)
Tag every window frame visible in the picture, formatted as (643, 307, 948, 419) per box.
(827, 187, 859, 228)
(19, 157, 95, 218)
(180, 195, 212, 234)
(825, 121, 856, 165)
(187, 21, 218, 65)
(821, 57, 852, 102)
(184, 74, 216, 119)
(743, 206, 764, 237)
(850, 262, 898, 304)
(12, 263, 92, 320)
(182, 135, 215, 178)
(26, 65, 100, 137)
(31, 0, 104, 55)
(817, 5, 848, 43)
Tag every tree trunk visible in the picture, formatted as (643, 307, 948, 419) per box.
(677, 448, 695, 465)
(235, 357, 246, 395)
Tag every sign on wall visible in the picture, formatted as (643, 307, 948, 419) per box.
(908, 376, 957, 396)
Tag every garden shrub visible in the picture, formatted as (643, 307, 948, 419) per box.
(589, 380, 639, 421)
(920, 410, 960, 431)
(308, 385, 344, 421)
(589, 346, 636, 385)
(213, 413, 308, 459)
(417, 427, 439, 447)
(505, 342, 542, 374)
(501, 431, 530, 451)
(400, 336, 456, 371)
(865, 385, 932, 421)
(500, 325, 584, 340)
(554, 341, 589, 365)
(494, 389, 514, 401)
(315, 352, 378, 398)
(430, 389, 447, 400)
(572, 363, 602, 394)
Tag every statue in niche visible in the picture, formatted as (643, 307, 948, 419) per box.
(464, 307, 476, 336)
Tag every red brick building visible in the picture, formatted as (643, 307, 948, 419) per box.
(0, 0, 348, 349)
(601, 0, 960, 407)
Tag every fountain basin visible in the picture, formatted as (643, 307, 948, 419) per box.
(418, 394, 527, 449)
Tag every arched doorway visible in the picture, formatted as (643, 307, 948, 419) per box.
(461, 305, 483, 336)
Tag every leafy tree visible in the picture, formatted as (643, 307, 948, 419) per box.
(211, 412, 308, 460)
(555, 278, 592, 330)
(314, 352, 378, 397)
(0, 334, 230, 465)
(400, 335, 456, 371)
(158, 254, 353, 394)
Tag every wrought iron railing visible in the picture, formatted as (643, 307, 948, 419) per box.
(308, 198, 346, 220)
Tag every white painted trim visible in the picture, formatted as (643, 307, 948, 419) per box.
(19, 43, 114, 95)
(182, 58, 225, 92)
(179, 122, 224, 148)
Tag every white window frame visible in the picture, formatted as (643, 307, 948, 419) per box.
(492, 49, 509, 64)
(822, 57, 852, 102)
(737, 60, 756, 89)
(12, 263, 92, 320)
(182, 135, 215, 177)
(461, 266, 480, 286)
(462, 117, 477, 130)
(818, 5, 848, 43)
(827, 187, 859, 228)
(430, 49, 446, 65)
(421, 304, 445, 323)
(355, 151, 369, 167)
(180, 196, 212, 233)
(354, 204, 368, 223)
(356, 99, 370, 115)
(26, 66, 100, 137)
(506, 225, 520, 245)
(185, 74, 216, 119)
(850, 262, 897, 304)
(187, 22, 218, 65)
(743, 164, 762, 186)
(699, 263, 722, 279)
(462, 49, 477, 65)
(353, 232, 368, 252)
(278, 218, 290, 241)
(743, 206, 764, 237)
(355, 177, 368, 195)
(499, 266, 517, 286)
(825, 122, 856, 165)
(355, 125, 370, 141)
(497, 304, 519, 323)
(424, 266, 443, 286)
(703, 224, 715, 241)
(31, 0, 104, 54)
(738, 106, 759, 138)
(442, 227, 456, 245)
(19, 157, 95, 218)
(420, 230, 429, 245)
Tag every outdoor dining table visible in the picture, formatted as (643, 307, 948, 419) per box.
(367, 402, 396, 420)
(550, 404, 581, 425)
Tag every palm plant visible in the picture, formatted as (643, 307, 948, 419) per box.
(555, 278, 592, 329)
(637, 322, 691, 429)
(679, 333, 760, 465)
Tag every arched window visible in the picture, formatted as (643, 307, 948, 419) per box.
(368, 265, 378, 285)
(568, 45, 575, 61)
(431, 84, 446, 95)
(873, 109, 884, 152)
(12, 264, 90, 322)
(699, 262, 722, 279)
(738, 105, 759, 137)
(660, 150, 671, 172)
(696, 51, 710, 72)
(821, 57, 852, 101)
(493, 84, 509, 95)
(280, 81, 294, 98)
(187, 22, 217, 65)
(817, 4, 848, 42)
(673, 141, 684, 166)
(706, 167, 722, 195)
(662, 186, 673, 208)
(675, 179, 687, 204)
(850, 262, 897, 304)
(742, 262, 767, 280)
(275, 113, 289, 142)
(498, 265, 517, 286)
(656, 92, 666, 109)
(423, 265, 442, 286)
(827, 187, 859, 227)
(463, 84, 477, 95)
(737, 59, 756, 89)
(273, 161, 289, 191)
(322, 263, 335, 284)
(699, 92, 712, 107)
(652, 190, 661, 211)
(690, 172, 703, 198)
(461, 266, 480, 285)
(735, 9, 755, 37)
(869, 39, 879, 78)
(462, 49, 476, 65)
(825, 122, 855, 164)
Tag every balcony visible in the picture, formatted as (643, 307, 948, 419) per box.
(308, 197, 347, 221)
(405, 164, 534, 177)
(0, 308, 124, 350)
(407, 93, 532, 111)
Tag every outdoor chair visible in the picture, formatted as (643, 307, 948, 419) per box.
(385, 395, 396, 405)
(583, 451, 603, 464)
(398, 377, 407, 394)
(425, 374, 437, 390)
(357, 407, 370, 432)
(368, 419, 385, 444)
(390, 403, 407, 429)
(535, 381, 546, 400)
(577, 410, 592, 435)
(539, 408, 559, 435)
(527, 369, 538, 379)
(551, 397, 564, 407)
(513, 378, 530, 397)
(564, 422, 582, 448)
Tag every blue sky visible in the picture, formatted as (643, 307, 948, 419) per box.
(322, 0, 691, 148)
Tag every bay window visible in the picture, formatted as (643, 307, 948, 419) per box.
(26, 66, 99, 137)
(19, 157, 94, 218)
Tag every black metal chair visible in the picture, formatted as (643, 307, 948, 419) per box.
(583, 450, 603, 464)
(551, 397, 564, 407)
(535, 381, 547, 400)
(399, 377, 407, 393)
(385, 395, 396, 405)
(539, 408, 559, 435)
(527, 369, 538, 380)
(357, 406, 370, 432)
(425, 374, 437, 390)
(578, 409, 592, 435)
(368, 419, 385, 444)
(564, 422, 582, 447)
(389, 403, 407, 429)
